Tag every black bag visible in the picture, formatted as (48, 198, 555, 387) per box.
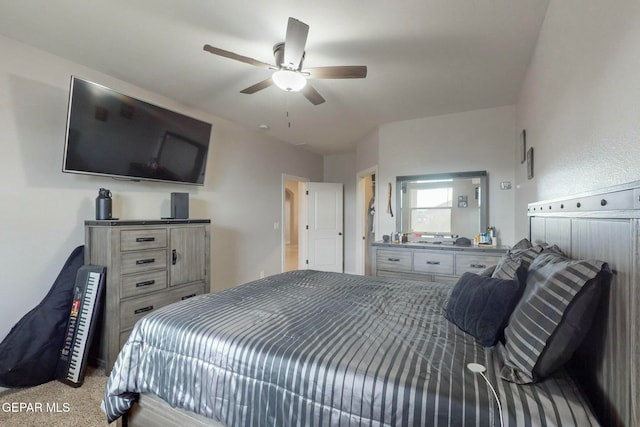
(0, 246, 84, 387)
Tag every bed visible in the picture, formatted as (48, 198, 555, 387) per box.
(103, 182, 640, 427)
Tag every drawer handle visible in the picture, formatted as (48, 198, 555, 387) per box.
(172, 249, 177, 265)
(426, 261, 441, 265)
(134, 305, 154, 315)
(135, 280, 156, 288)
(136, 237, 156, 242)
(387, 257, 401, 262)
(181, 293, 197, 300)
(136, 258, 155, 265)
(470, 263, 487, 269)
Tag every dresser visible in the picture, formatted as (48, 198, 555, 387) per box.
(84, 219, 211, 372)
(371, 242, 507, 284)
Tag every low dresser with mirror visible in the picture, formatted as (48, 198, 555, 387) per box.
(372, 170, 507, 282)
(371, 242, 506, 284)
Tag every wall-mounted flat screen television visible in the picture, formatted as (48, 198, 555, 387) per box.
(62, 76, 212, 185)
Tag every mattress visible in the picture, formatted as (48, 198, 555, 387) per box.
(103, 270, 599, 426)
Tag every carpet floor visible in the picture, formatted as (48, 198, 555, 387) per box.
(0, 366, 111, 426)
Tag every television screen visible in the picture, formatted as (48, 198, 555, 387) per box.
(62, 77, 212, 185)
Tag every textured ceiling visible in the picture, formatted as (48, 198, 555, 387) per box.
(0, 0, 549, 155)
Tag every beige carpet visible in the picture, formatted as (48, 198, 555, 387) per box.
(0, 366, 111, 426)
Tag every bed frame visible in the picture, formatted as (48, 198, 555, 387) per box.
(121, 181, 640, 427)
(528, 181, 640, 427)
(124, 393, 222, 427)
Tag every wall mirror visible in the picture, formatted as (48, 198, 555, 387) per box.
(396, 171, 487, 240)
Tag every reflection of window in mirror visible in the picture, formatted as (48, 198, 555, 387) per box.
(397, 171, 487, 238)
(410, 184, 453, 233)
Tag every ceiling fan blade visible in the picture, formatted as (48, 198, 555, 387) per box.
(283, 17, 309, 70)
(301, 83, 325, 105)
(203, 44, 274, 69)
(240, 77, 274, 94)
(306, 66, 368, 79)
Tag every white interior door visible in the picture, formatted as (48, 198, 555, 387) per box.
(305, 182, 344, 272)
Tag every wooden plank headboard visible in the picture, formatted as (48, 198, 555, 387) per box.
(528, 181, 640, 427)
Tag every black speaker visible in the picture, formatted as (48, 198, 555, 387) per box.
(171, 193, 189, 219)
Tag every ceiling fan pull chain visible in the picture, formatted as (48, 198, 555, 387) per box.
(286, 93, 292, 128)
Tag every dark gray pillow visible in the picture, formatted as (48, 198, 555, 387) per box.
(500, 252, 611, 383)
(444, 272, 525, 346)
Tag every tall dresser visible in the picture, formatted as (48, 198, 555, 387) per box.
(84, 219, 211, 372)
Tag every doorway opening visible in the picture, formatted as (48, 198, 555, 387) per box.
(356, 167, 377, 275)
(282, 174, 308, 272)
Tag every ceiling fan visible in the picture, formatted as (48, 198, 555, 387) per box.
(203, 17, 367, 105)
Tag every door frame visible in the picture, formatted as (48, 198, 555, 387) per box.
(355, 166, 378, 275)
(281, 173, 309, 272)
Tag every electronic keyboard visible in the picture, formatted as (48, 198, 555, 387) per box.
(56, 265, 106, 387)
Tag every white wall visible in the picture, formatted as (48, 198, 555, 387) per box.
(355, 128, 379, 173)
(0, 35, 323, 340)
(376, 105, 517, 245)
(515, 0, 640, 236)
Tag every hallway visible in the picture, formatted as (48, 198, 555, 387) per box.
(285, 243, 298, 271)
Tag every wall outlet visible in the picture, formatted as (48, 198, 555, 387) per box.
(500, 181, 512, 190)
(260, 271, 265, 279)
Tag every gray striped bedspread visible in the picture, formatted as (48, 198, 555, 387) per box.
(102, 270, 599, 426)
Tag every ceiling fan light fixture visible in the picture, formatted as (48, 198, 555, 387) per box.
(272, 69, 306, 92)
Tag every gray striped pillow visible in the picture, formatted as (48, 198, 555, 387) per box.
(492, 246, 542, 280)
(511, 237, 533, 250)
(478, 264, 496, 277)
(491, 252, 521, 279)
(500, 252, 608, 383)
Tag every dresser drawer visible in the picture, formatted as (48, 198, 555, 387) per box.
(120, 249, 167, 275)
(376, 249, 412, 272)
(121, 229, 167, 251)
(121, 270, 168, 299)
(120, 282, 206, 330)
(455, 254, 501, 276)
(413, 251, 454, 275)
